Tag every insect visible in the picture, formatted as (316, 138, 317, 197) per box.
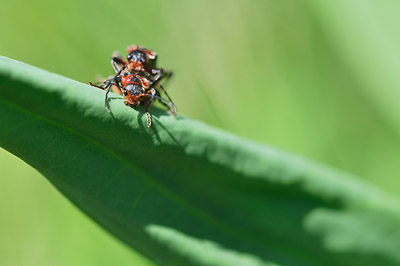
(89, 45, 176, 127)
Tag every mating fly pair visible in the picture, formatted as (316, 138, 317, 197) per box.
(89, 45, 176, 127)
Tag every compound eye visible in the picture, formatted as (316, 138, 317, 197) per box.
(137, 51, 146, 63)
(127, 50, 146, 63)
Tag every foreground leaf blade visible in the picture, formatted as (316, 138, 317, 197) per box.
(0, 56, 400, 266)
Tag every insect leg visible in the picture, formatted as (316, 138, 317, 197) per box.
(144, 93, 155, 128)
(153, 95, 177, 116)
(146, 69, 176, 114)
(111, 51, 126, 74)
(88, 82, 106, 90)
(151, 68, 172, 83)
(157, 83, 176, 111)
(104, 65, 126, 111)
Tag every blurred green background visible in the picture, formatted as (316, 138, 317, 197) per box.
(1, 0, 400, 265)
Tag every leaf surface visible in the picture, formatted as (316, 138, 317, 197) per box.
(1, 56, 400, 266)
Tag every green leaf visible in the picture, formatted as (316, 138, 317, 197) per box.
(1, 55, 400, 266)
